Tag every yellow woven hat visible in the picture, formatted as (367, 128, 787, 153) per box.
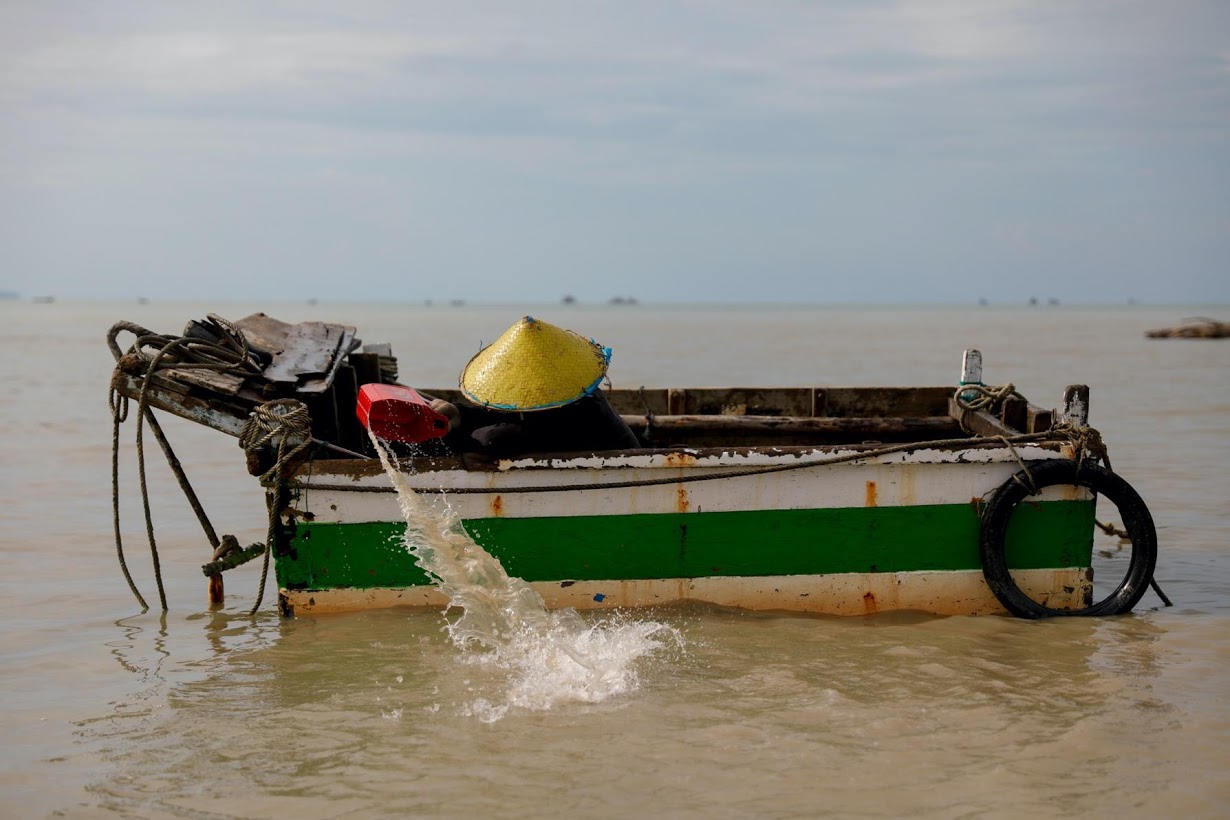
(460, 316, 612, 411)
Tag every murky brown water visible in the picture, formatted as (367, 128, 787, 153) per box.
(2, 300, 1227, 818)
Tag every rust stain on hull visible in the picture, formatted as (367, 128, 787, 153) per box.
(676, 486, 690, 513)
(865, 480, 878, 507)
(664, 451, 698, 468)
(281, 567, 1092, 617)
(491, 495, 504, 517)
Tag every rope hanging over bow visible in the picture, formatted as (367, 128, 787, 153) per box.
(238, 399, 312, 614)
(109, 315, 263, 612)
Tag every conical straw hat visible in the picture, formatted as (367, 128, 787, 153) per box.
(460, 316, 611, 411)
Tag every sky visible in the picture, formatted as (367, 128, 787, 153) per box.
(1, 1, 1228, 305)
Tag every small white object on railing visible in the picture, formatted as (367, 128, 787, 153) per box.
(1062, 385, 1090, 426)
(959, 349, 983, 400)
(960, 349, 983, 385)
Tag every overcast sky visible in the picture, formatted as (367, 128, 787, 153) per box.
(1, 1, 1227, 304)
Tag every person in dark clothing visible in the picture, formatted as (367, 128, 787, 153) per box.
(436, 391, 639, 458)
(428, 316, 640, 458)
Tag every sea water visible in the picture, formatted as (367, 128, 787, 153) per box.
(1, 300, 1228, 817)
(370, 432, 681, 722)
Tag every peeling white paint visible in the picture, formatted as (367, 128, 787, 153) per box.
(299, 454, 1088, 524)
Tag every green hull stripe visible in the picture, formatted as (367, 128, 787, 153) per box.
(276, 501, 1094, 591)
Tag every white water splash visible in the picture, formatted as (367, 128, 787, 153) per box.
(370, 434, 682, 718)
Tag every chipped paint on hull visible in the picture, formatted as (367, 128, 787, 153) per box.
(293, 454, 1089, 526)
(279, 568, 1091, 617)
(275, 443, 1095, 618)
(275, 499, 1095, 606)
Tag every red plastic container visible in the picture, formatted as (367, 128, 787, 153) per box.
(355, 384, 451, 443)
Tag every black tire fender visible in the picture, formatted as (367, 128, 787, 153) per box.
(979, 459, 1157, 618)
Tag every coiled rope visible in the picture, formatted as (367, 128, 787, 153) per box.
(238, 399, 312, 614)
(953, 382, 1024, 415)
(108, 316, 262, 612)
(239, 400, 312, 485)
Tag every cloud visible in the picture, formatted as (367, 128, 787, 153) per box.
(2, 31, 461, 100)
(0, 1, 1227, 302)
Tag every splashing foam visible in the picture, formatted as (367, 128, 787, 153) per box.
(371, 433, 682, 719)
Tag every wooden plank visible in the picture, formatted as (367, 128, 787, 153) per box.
(259, 322, 358, 395)
(1000, 396, 1028, 433)
(122, 369, 191, 396)
(112, 375, 250, 437)
(619, 387, 956, 418)
(668, 387, 688, 415)
(812, 388, 828, 417)
(827, 387, 953, 417)
(160, 367, 247, 396)
(666, 388, 813, 416)
(304, 390, 339, 445)
(450, 385, 961, 420)
(233, 313, 296, 356)
(296, 327, 358, 393)
(332, 364, 364, 454)
(622, 414, 962, 446)
(947, 397, 1017, 437)
(623, 414, 959, 433)
(264, 322, 343, 384)
(357, 343, 399, 384)
(599, 388, 668, 415)
(234, 315, 360, 393)
(1027, 405, 1054, 433)
(349, 352, 383, 388)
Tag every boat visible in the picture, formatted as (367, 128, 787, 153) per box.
(1145, 317, 1229, 339)
(106, 313, 1161, 621)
